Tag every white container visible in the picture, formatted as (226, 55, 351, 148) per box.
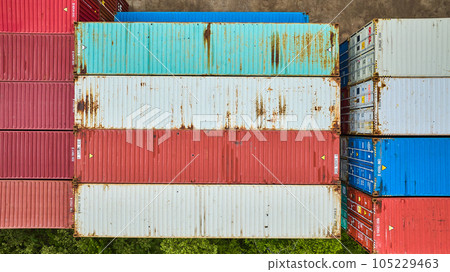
(75, 76, 340, 132)
(74, 184, 341, 238)
(348, 18, 450, 84)
(343, 77, 450, 135)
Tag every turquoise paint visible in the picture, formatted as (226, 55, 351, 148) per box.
(76, 23, 338, 76)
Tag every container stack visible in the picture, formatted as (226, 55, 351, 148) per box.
(72, 12, 343, 238)
(340, 18, 450, 253)
(0, 0, 125, 229)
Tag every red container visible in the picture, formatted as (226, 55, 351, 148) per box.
(0, 132, 74, 179)
(99, 0, 117, 22)
(75, 129, 340, 184)
(0, 82, 74, 130)
(347, 187, 450, 253)
(0, 180, 74, 229)
(0, 0, 107, 33)
(0, 34, 74, 81)
(117, 0, 129, 12)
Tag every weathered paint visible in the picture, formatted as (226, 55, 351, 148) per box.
(342, 77, 450, 135)
(75, 130, 340, 184)
(75, 22, 339, 76)
(0, 180, 74, 229)
(348, 18, 450, 84)
(115, 12, 309, 23)
(347, 187, 450, 254)
(75, 76, 340, 131)
(74, 184, 341, 238)
(117, 0, 129, 12)
(0, 132, 74, 179)
(342, 137, 450, 196)
(0, 34, 74, 81)
(0, 82, 74, 130)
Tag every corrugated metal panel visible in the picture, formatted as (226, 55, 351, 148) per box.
(74, 184, 341, 238)
(341, 183, 348, 230)
(79, 0, 100, 22)
(0, 0, 78, 33)
(347, 186, 373, 224)
(0, 82, 74, 130)
(75, 23, 339, 76)
(343, 137, 450, 196)
(75, 130, 340, 184)
(0, 132, 74, 179)
(339, 41, 349, 87)
(75, 76, 340, 131)
(347, 188, 450, 253)
(0, 34, 74, 81)
(342, 77, 450, 135)
(0, 180, 74, 229)
(115, 12, 309, 23)
(347, 18, 450, 83)
(99, 0, 117, 22)
(117, 0, 129, 12)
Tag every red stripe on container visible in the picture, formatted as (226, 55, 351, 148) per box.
(0, 34, 74, 82)
(0, 82, 74, 130)
(0, 132, 74, 179)
(75, 129, 340, 184)
(0, 180, 73, 229)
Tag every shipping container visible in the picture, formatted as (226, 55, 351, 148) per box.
(339, 40, 349, 87)
(117, 0, 129, 12)
(342, 77, 450, 135)
(0, 82, 74, 130)
(0, 0, 111, 33)
(115, 12, 309, 23)
(347, 18, 450, 84)
(75, 22, 339, 76)
(74, 184, 341, 238)
(75, 76, 340, 131)
(99, 0, 117, 22)
(346, 187, 450, 253)
(341, 183, 348, 230)
(0, 132, 74, 179)
(0, 180, 74, 229)
(0, 34, 74, 82)
(341, 136, 450, 196)
(75, 129, 339, 184)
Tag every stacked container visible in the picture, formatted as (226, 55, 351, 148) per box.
(340, 18, 450, 253)
(0, 0, 125, 229)
(72, 12, 343, 238)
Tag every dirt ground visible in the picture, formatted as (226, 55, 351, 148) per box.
(125, 0, 450, 40)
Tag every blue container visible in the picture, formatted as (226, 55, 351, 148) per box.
(346, 137, 450, 196)
(341, 183, 348, 230)
(339, 40, 349, 87)
(115, 12, 309, 23)
(75, 23, 339, 76)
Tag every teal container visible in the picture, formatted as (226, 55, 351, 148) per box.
(75, 23, 339, 76)
(341, 183, 348, 230)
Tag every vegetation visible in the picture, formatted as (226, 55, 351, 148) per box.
(0, 229, 366, 254)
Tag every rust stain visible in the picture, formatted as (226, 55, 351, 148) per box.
(140, 82, 146, 87)
(255, 97, 266, 119)
(278, 95, 286, 116)
(270, 33, 280, 69)
(314, 106, 322, 111)
(225, 111, 231, 129)
(203, 23, 212, 70)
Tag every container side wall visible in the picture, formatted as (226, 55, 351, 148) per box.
(0, 34, 74, 81)
(75, 184, 340, 238)
(115, 12, 309, 23)
(75, 23, 339, 76)
(75, 130, 340, 184)
(75, 76, 340, 131)
(0, 132, 74, 179)
(0, 82, 74, 130)
(0, 180, 74, 229)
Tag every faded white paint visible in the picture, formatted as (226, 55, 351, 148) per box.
(75, 184, 341, 238)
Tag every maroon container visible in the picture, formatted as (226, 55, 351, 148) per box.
(0, 34, 74, 81)
(0, 180, 74, 229)
(0, 82, 74, 130)
(0, 131, 74, 179)
(75, 129, 340, 184)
